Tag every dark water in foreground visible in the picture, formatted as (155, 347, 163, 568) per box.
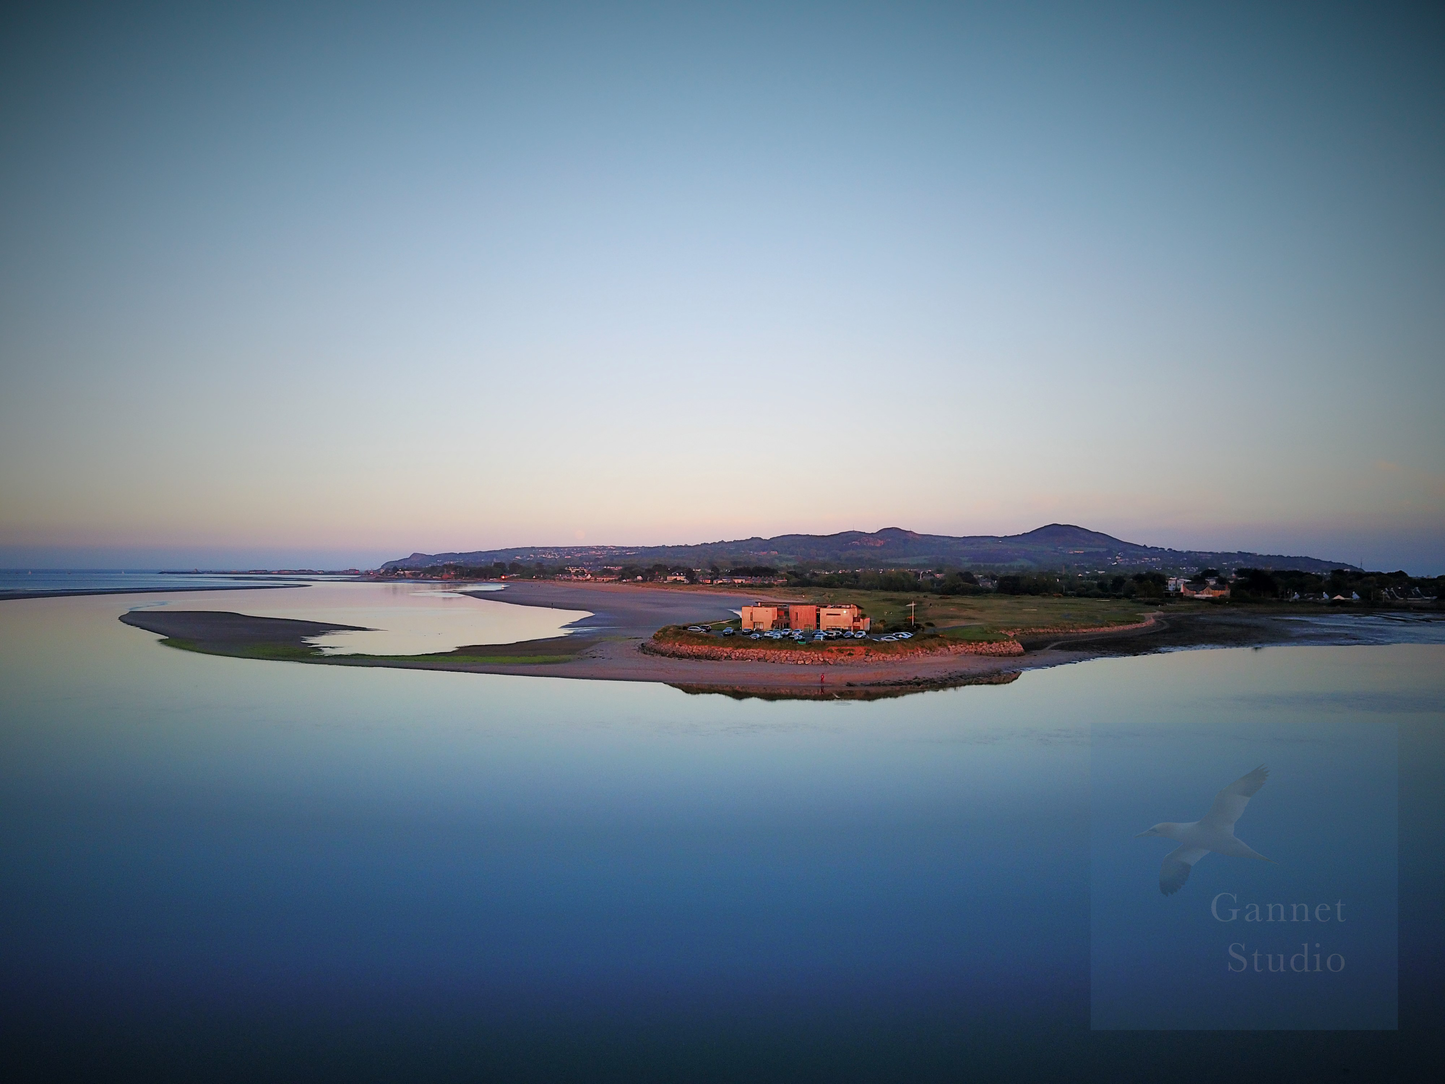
(1, 595, 1442, 1082)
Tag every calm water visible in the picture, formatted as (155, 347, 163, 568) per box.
(0, 569, 323, 594)
(1, 594, 1442, 1081)
(125, 582, 588, 655)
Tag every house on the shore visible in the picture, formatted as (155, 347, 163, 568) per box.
(740, 603, 870, 632)
(1181, 580, 1230, 599)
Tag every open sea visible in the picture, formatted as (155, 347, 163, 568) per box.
(1, 586, 1442, 1081)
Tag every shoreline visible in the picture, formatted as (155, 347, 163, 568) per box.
(119, 605, 1048, 700)
(106, 580, 1441, 700)
(0, 583, 307, 602)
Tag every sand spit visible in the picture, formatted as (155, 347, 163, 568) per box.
(110, 581, 1428, 701)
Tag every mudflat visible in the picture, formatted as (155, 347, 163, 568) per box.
(114, 581, 1436, 700)
(119, 609, 367, 650)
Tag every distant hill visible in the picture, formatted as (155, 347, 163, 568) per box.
(381, 525, 1355, 575)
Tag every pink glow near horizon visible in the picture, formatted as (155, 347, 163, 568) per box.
(0, 8, 1440, 572)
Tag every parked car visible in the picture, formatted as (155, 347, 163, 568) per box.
(722, 627, 735, 636)
(896, 631, 913, 639)
(687, 626, 705, 632)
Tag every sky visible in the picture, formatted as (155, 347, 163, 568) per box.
(1, 3, 1442, 573)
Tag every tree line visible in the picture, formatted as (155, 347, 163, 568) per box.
(379, 561, 1443, 603)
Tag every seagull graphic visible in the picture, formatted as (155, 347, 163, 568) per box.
(1135, 766, 1276, 895)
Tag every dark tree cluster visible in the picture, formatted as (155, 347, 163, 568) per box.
(783, 568, 939, 593)
(1230, 568, 1443, 602)
(375, 560, 1442, 605)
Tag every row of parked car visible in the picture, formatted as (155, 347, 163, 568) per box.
(684, 626, 914, 643)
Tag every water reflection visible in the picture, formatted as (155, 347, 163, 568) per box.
(125, 581, 591, 655)
(1090, 653, 1407, 1030)
(0, 595, 1440, 1075)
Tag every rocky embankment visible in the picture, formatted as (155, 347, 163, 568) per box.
(642, 636, 1025, 665)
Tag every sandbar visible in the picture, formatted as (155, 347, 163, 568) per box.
(109, 579, 1413, 701)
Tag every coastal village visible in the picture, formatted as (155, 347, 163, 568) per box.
(375, 561, 1441, 606)
(372, 525, 1445, 607)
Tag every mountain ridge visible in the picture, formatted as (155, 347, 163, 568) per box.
(382, 524, 1356, 575)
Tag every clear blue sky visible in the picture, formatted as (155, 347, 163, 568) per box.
(2, 3, 1441, 572)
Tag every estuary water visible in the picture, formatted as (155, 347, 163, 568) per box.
(0, 569, 322, 595)
(1, 593, 1442, 1081)
(122, 582, 591, 655)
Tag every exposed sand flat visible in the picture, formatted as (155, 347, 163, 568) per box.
(107, 580, 1185, 700)
(118, 604, 1035, 698)
(453, 580, 758, 636)
(109, 580, 1443, 700)
(125, 581, 591, 656)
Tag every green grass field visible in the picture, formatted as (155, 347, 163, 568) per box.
(757, 589, 1175, 635)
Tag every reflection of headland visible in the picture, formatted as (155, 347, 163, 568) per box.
(670, 670, 1022, 702)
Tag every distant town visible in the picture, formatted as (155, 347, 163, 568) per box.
(372, 560, 1441, 606)
(369, 525, 1444, 605)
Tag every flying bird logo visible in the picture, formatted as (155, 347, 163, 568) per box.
(1135, 766, 1276, 895)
